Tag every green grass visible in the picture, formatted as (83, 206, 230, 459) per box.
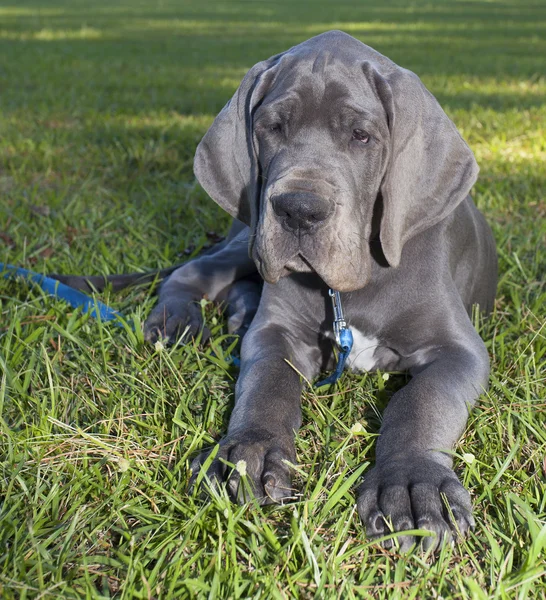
(1, 0, 545, 597)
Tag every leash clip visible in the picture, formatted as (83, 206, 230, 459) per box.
(315, 289, 353, 387)
(330, 289, 347, 348)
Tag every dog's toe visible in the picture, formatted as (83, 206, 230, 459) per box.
(190, 433, 296, 505)
(144, 300, 208, 345)
(357, 457, 473, 555)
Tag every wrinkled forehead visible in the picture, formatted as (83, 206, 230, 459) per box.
(256, 51, 386, 126)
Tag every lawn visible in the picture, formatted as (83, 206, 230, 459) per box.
(0, 0, 545, 597)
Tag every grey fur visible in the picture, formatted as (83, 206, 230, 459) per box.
(144, 31, 497, 552)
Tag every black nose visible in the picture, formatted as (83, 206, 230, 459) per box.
(271, 192, 331, 232)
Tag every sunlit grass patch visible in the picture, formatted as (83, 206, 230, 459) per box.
(0, 26, 102, 40)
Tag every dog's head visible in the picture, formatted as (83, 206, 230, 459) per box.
(194, 31, 478, 291)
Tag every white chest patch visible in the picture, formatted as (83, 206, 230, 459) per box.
(346, 328, 379, 373)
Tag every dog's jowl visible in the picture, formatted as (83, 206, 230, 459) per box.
(144, 30, 497, 552)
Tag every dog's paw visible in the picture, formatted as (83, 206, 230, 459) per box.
(144, 297, 209, 345)
(190, 431, 296, 504)
(357, 456, 474, 553)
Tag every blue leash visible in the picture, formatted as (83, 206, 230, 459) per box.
(0, 263, 128, 327)
(315, 289, 354, 388)
(1, 262, 352, 384)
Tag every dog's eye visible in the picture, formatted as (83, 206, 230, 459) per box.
(352, 129, 370, 143)
(268, 123, 283, 134)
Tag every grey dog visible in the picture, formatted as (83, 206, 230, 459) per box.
(61, 31, 497, 552)
(144, 31, 498, 551)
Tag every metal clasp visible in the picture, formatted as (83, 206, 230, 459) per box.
(329, 289, 347, 347)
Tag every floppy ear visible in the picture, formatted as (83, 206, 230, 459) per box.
(377, 67, 479, 267)
(193, 57, 281, 226)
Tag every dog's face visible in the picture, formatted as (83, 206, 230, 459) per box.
(252, 63, 389, 290)
(194, 31, 478, 291)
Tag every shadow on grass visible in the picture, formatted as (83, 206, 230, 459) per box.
(0, 0, 545, 119)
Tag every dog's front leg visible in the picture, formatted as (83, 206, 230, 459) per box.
(191, 290, 322, 504)
(357, 327, 490, 552)
(144, 224, 257, 344)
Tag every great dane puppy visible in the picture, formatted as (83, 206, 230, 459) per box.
(145, 30, 497, 551)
